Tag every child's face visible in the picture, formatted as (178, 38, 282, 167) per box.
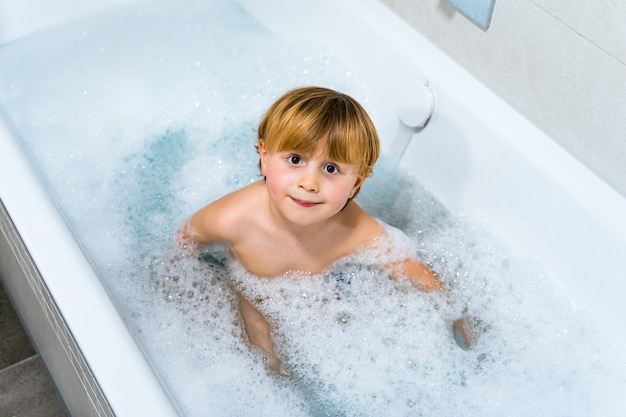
(259, 140, 365, 227)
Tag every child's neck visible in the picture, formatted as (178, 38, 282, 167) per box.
(273, 202, 355, 244)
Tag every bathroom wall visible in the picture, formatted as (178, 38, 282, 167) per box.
(380, 0, 626, 196)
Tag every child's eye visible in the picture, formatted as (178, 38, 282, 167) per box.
(288, 155, 302, 165)
(323, 164, 340, 174)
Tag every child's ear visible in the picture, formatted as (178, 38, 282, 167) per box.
(258, 139, 268, 176)
(349, 176, 366, 199)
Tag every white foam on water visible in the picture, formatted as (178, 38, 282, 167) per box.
(1, 1, 625, 416)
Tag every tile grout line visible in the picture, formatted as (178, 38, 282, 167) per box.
(528, 1, 625, 66)
(0, 353, 40, 375)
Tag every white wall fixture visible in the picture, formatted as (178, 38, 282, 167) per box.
(447, 0, 496, 29)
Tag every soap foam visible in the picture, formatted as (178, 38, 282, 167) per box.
(1, 1, 625, 416)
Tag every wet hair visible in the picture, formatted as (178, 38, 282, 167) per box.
(257, 86, 380, 178)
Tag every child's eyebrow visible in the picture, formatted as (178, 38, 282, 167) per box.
(280, 148, 354, 165)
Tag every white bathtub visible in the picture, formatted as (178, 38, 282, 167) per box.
(1, 0, 625, 416)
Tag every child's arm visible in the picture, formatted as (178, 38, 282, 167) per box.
(400, 259, 442, 292)
(176, 190, 241, 249)
(175, 186, 281, 370)
(178, 203, 222, 246)
(238, 294, 281, 372)
(177, 208, 281, 371)
(399, 258, 478, 349)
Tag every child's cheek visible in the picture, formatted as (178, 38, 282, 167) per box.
(265, 165, 291, 196)
(329, 180, 355, 207)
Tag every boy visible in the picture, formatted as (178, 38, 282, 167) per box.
(180, 86, 465, 371)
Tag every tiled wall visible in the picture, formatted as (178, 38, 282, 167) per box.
(380, 0, 626, 196)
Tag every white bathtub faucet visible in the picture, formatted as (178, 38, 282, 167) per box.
(388, 79, 435, 166)
(397, 78, 435, 131)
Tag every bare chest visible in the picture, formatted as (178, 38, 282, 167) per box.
(232, 230, 358, 278)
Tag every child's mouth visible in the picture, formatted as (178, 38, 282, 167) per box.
(290, 197, 320, 208)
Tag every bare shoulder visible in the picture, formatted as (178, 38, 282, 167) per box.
(189, 181, 267, 244)
(340, 201, 385, 247)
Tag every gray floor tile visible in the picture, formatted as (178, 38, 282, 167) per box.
(0, 285, 36, 369)
(0, 356, 67, 417)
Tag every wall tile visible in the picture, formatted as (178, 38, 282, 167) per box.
(529, 0, 626, 65)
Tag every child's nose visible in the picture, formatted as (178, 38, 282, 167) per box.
(298, 168, 319, 192)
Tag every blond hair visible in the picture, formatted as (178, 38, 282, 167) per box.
(257, 86, 380, 178)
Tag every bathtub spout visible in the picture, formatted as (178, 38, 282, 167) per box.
(388, 79, 435, 166)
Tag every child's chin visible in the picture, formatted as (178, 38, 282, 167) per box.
(284, 213, 329, 227)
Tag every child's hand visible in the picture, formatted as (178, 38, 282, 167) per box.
(175, 221, 195, 250)
(452, 317, 486, 350)
(397, 260, 487, 350)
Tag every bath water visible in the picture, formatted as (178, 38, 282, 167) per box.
(1, 1, 624, 416)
